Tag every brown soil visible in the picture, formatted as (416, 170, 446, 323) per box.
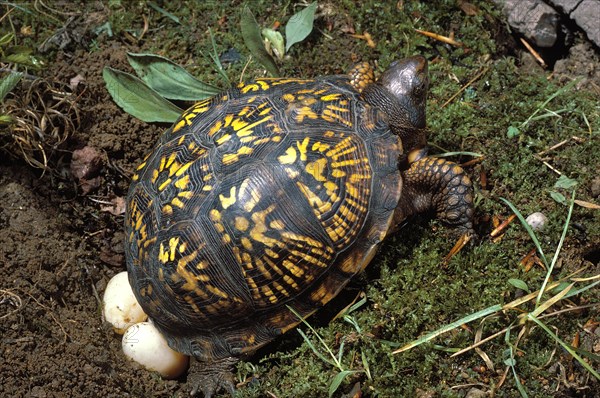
(1, 4, 598, 398)
(0, 42, 175, 397)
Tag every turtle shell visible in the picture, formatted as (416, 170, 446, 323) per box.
(125, 75, 403, 360)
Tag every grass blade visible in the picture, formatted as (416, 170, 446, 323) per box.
(208, 27, 230, 86)
(297, 329, 334, 367)
(540, 190, 576, 306)
(528, 315, 600, 380)
(527, 283, 573, 320)
(147, 1, 180, 24)
(521, 78, 581, 128)
(500, 197, 549, 268)
(328, 370, 357, 398)
(563, 280, 600, 299)
(393, 304, 502, 354)
(288, 305, 341, 370)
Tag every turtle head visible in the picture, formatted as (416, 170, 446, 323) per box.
(378, 55, 429, 130)
(360, 55, 429, 152)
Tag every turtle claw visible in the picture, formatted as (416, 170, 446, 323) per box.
(188, 357, 237, 397)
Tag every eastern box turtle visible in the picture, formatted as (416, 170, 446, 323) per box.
(125, 55, 474, 396)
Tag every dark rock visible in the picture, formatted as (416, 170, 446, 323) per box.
(493, 0, 560, 47)
(496, 0, 600, 49)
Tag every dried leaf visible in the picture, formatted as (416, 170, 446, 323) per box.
(458, 0, 480, 16)
(573, 199, 600, 209)
(101, 197, 126, 216)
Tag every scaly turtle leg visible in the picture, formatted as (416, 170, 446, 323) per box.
(393, 150, 474, 257)
(187, 357, 237, 397)
(348, 62, 376, 92)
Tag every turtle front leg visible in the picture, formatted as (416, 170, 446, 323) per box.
(394, 154, 474, 237)
(187, 357, 237, 397)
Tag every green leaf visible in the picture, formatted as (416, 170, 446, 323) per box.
(102, 67, 183, 123)
(93, 22, 113, 37)
(0, 115, 15, 125)
(550, 191, 566, 204)
(7, 45, 33, 55)
(262, 28, 285, 60)
(508, 278, 529, 292)
(328, 370, 357, 398)
(2, 53, 43, 70)
(554, 175, 578, 189)
(346, 294, 367, 315)
(127, 53, 220, 101)
(241, 6, 280, 77)
(0, 71, 22, 102)
(507, 125, 520, 138)
(285, 2, 318, 51)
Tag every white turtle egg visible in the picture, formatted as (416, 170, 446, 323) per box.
(122, 321, 189, 379)
(102, 271, 148, 334)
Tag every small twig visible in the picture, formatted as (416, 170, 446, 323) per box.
(0, 4, 17, 26)
(497, 365, 510, 389)
(239, 55, 253, 83)
(537, 136, 585, 156)
(441, 66, 489, 108)
(460, 156, 485, 167)
(350, 32, 376, 48)
(537, 139, 569, 156)
(520, 37, 547, 68)
(415, 28, 463, 47)
(88, 197, 115, 206)
(449, 382, 490, 390)
(489, 214, 516, 238)
(36, 0, 79, 17)
(533, 155, 563, 175)
(138, 14, 149, 42)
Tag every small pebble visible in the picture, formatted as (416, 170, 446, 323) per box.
(526, 212, 548, 231)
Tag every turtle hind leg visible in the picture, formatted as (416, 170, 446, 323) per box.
(395, 155, 474, 237)
(188, 357, 237, 397)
